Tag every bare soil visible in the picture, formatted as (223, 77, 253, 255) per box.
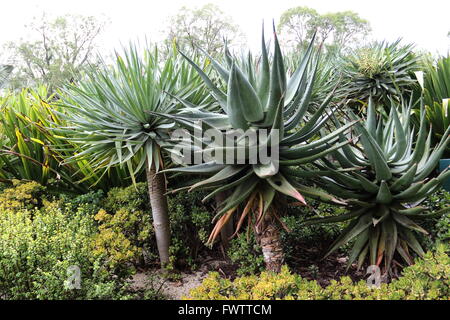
(130, 256, 232, 300)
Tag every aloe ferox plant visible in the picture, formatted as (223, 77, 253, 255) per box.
(161, 28, 354, 272)
(305, 98, 450, 275)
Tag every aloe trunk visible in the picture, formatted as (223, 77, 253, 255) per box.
(256, 217, 284, 273)
(146, 159, 171, 267)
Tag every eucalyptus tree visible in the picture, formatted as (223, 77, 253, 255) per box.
(278, 6, 370, 51)
(61, 45, 211, 267)
(5, 14, 107, 92)
(163, 3, 245, 57)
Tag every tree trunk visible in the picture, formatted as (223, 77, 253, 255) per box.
(146, 159, 170, 267)
(255, 220, 284, 273)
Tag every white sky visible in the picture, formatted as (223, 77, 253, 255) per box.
(1, 0, 449, 56)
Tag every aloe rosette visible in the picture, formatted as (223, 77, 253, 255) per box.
(161, 28, 354, 272)
(59, 45, 212, 267)
(305, 98, 450, 274)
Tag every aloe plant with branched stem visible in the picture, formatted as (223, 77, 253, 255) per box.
(160, 27, 354, 272)
(60, 44, 211, 267)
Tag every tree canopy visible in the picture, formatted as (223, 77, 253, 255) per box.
(4, 14, 107, 91)
(278, 6, 370, 51)
(164, 3, 245, 56)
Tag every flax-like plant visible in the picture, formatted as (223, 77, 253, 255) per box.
(159, 28, 353, 272)
(418, 55, 450, 157)
(60, 44, 211, 266)
(0, 86, 129, 191)
(305, 98, 450, 276)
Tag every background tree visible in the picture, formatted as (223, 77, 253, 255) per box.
(278, 6, 319, 49)
(163, 3, 245, 56)
(278, 6, 370, 52)
(4, 14, 107, 92)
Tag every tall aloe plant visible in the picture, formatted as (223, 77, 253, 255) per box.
(306, 98, 450, 275)
(60, 45, 211, 267)
(161, 28, 353, 272)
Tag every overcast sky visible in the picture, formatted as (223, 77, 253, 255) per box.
(1, 0, 449, 56)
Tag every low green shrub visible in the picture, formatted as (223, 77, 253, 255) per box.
(228, 231, 265, 276)
(60, 189, 105, 216)
(167, 190, 214, 270)
(95, 183, 156, 266)
(0, 202, 133, 299)
(103, 182, 150, 212)
(187, 244, 450, 300)
(0, 179, 45, 210)
(416, 189, 450, 250)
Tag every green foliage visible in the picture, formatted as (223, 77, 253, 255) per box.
(0, 202, 133, 299)
(282, 202, 348, 261)
(95, 183, 156, 266)
(422, 56, 450, 107)
(103, 182, 150, 212)
(60, 189, 105, 216)
(0, 87, 130, 191)
(188, 244, 450, 300)
(417, 56, 450, 157)
(228, 231, 265, 276)
(435, 213, 450, 243)
(167, 190, 214, 270)
(164, 3, 244, 56)
(278, 6, 370, 51)
(0, 180, 45, 210)
(420, 189, 450, 246)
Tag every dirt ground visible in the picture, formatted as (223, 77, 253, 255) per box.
(130, 257, 231, 300)
(131, 270, 206, 299)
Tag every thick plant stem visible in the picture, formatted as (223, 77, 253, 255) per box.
(146, 159, 170, 267)
(256, 220, 284, 273)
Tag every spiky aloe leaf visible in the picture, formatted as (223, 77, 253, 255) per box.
(309, 97, 449, 273)
(161, 25, 352, 255)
